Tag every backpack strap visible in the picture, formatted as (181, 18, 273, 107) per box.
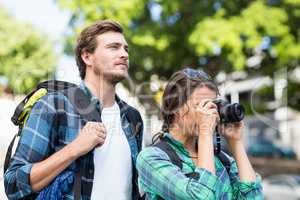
(216, 151, 231, 175)
(152, 138, 199, 200)
(11, 80, 78, 126)
(62, 86, 102, 122)
(154, 138, 231, 177)
(3, 134, 18, 174)
(60, 86, 102, 200)
(154, 138, 183, 169)
(6, 80, 101, 200)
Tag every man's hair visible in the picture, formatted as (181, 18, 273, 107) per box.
(75, 20, 123, 79)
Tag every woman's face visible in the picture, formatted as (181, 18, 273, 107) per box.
(175, 86, 217, 136)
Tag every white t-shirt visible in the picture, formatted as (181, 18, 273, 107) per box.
(91, 102, 132, 200)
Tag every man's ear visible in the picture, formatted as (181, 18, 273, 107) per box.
(81, 50, 93, 66)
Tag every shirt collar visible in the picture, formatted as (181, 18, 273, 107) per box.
(163, 132, 191, 156)
(79, 81, 102, 113)
(79, 81, 132, 116)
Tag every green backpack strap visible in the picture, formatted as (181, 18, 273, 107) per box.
(11, 80, 78, 126)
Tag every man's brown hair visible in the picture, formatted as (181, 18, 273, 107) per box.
(75, 20, 123, 79)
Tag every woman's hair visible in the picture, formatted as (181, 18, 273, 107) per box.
(160, 68, 219, 132)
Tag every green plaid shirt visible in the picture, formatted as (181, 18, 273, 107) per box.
(137, 133, 263, 199)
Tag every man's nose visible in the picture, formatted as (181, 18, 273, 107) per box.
(120, 48, 129, 59)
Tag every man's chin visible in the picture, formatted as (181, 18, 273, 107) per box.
(107, 71, 128, 84)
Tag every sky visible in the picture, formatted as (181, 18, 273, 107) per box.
(0, 0, 70, 37)
(0, 0, 81, 83)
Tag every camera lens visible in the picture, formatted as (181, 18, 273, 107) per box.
(228, 103, 245, 122)
(213, 99, 245, 123)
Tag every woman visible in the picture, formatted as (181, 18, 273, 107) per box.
(136, 68, 263, 199)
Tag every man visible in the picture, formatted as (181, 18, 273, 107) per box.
(4, 20, 143, 200)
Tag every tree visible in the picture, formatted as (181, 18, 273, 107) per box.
(58, 0, 300, 111)
(0, 8, 57, 94)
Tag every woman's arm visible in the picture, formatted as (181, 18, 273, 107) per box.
(221, 122, 263, 199)
(137, 147, 222, 200)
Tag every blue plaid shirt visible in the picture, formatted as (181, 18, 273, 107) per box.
(4, 82, 143, 200)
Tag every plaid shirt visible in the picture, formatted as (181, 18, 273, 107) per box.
(137, 134, 263, 200)
(4, 82, 143, 200)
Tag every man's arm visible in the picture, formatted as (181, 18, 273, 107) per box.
(30, 120, 106, 192)
(4, 94, 106, 199)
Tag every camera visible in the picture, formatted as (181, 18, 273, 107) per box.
(213, 99, 245, 123)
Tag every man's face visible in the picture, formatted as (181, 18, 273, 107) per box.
(85, 31, 129, 84)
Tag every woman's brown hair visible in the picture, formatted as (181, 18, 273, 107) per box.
(160, 68, 219, 133)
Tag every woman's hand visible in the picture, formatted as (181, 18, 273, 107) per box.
(219, 121, 257, 182)
(219, 121, 244, 142)
(193, 99, 220, 136)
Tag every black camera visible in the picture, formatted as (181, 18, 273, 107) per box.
(213, 99, 245, 123)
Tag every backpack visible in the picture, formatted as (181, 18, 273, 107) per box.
(4, 80, 142, 200)
(151, 136, 231, 200)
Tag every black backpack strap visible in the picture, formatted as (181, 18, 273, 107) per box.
(62, 86, 102, 122)
(37, 80, 78, 91)
(152, 138, 200, 200)
(153, 138, 201, 180)
(3, 134, 18, 174)
(6, 80, 101, 200)
(216, 151, 231, 175)
(61, 86, 102, 200)
(154, 138, 183, 170)
(73, 165, 83, 200)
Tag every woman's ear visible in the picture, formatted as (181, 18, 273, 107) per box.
(177, 103, 189, 118)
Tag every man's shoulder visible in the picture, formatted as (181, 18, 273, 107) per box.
(34, 91, 77, 114)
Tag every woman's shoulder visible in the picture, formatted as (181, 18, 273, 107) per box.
(137, 145, 173, 165)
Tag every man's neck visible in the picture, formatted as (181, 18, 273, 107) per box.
(84, 77, 116, 108)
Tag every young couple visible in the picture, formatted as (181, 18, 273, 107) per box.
(4, 20, 263, 200)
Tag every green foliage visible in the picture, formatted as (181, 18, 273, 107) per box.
(58, 0, 299, 77)
(0, 8, 56, 94)
(58, 0, 300, 110)
(287, 79, 300, 110)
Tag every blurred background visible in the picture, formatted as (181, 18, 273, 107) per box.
(0, 0, 300, 199)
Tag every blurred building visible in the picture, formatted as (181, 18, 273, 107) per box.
(218, 71, 300, 159)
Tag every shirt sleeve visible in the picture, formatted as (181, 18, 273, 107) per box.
(227, 155, 263, 200)
(136, 147, 223, 200)
(4, 93, 59, 200)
